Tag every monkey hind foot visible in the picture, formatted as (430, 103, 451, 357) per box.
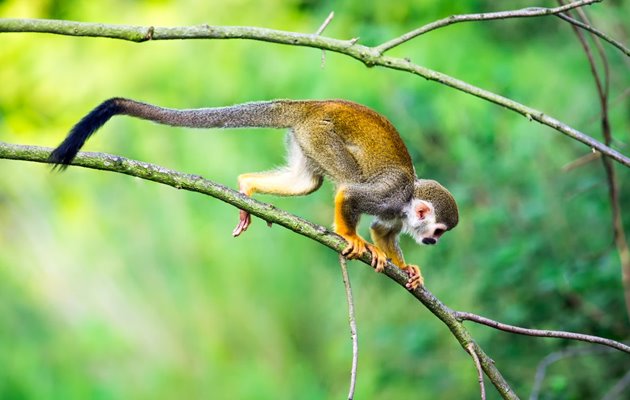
(232, 210, 251, 237)
(403, 264, 424, 290)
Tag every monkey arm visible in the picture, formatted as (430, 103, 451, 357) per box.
(334, 188, 388, 271)
(370, 219, 424, 289)
(369, 219, 405, 267)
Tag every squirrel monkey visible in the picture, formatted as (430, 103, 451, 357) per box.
(49, 98, 459, 289)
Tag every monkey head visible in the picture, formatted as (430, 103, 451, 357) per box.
(402, 179, 459, 246)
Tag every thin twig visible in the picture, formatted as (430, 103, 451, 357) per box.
(562, 151, 601, 172)
(455, 311, 630, 353)
(1, 19, 629, 168)
(375, 0, 602, 54)
(556, 12, 630, 57)
(315, 11, 334, 35)
(339, 255, 358, 400)
(575, 6, 610, 100)
(602, 369, 630, 400)
(314, 12, 335, 70)
(529, 346, 616, 400)
(0, 142, 521, 399)
(583, 88, 630, 129)
(466, 343, 487, 400)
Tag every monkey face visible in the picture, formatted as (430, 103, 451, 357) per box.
(402, 199, 449, 246)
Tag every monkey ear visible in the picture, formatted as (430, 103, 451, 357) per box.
(415, 202, 431, 220)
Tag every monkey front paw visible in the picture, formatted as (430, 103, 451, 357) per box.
(340, 234, 387, 272)
(403, 264, 424, 290)
(367, 243, 388, 273)
(232, 210, 251, 237)
(341, 234, 367, 259)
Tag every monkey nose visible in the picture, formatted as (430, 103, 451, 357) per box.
(422, 238, 437, 245)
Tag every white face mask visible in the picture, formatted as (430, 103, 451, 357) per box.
(402, 199, 447, 245)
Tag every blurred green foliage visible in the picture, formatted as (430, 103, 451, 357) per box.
(1, 0, 629, 399)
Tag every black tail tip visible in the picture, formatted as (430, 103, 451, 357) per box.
(47, 97, 124, 171)
(48, 137, 84, 170)
(48, 147, 73, 171)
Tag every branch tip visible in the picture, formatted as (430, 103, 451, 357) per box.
(456, 311, 630, 353)
(315, 11, 334, 36)
(376, 0, 604, 54)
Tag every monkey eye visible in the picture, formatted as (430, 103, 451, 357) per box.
(434, 228, 445, 237)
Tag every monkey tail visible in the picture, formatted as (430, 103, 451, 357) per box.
(48, 98, 124, 169)
(48, 98, 305, 169)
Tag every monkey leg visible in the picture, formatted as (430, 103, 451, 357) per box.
(370, 220, 424, 289)
(334, 189, 388, 270)
(232, 134, 322, 237)
(232, 167, 323, 237)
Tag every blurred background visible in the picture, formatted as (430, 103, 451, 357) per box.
(1, 0, 629, 399)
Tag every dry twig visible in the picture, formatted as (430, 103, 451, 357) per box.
(466, 343, 487, 400)
(339, 255, 358, 400)
(555, 12, 630, 57)
(530, 346, 617, 400)
(315, 11, 335, 36)
(315, 12, 335, 68)
(601, 369, 630, 400)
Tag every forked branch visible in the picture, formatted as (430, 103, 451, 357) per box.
(375, 0, 602, 53)
(0, 141, 521, 399)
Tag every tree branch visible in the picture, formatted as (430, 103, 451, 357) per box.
(454, 311, 630, 354)
(1, 17, 629, 168)
(0, 141, 520, 399)
(4, 142, 630, 397)
(555, 12, 630, 57)
(375, 0, 602, 53)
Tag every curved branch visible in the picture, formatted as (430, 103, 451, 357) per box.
(4, 142, 630, 395)
(1, 17, 629, 168)
(454, 311, 630, 353)
(0, 141, 519, 399)
(375, 0, 602, 53)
